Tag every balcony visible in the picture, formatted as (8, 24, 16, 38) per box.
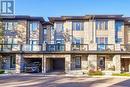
(0, 44, 65, 52)
(97, 44, 115, 51)
(120, 44, 130, 51)
(0, 44, 130, 53)
(46, 44, 65, 52)
(71, 44, 88, 51)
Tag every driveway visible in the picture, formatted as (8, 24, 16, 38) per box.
(0, 74, 130, 87)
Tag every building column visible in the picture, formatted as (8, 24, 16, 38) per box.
(65, 42, 71, 51)
(65, 54, 71, 73)
(42, 55, 44, 73)
(15, 54, 23, 73)
(113, 55, 121, 73)
(43, 56, 46, 73)
(88, 55, 97, 71)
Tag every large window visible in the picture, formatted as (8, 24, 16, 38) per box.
(72, 22, 84, 31)
(30, 22, 39, 32)
(115, 21, 123, 43)
(3, 21, 17, 37)
(115, 21, 123, 32)
(55, 23, 64, 32)
(29, 22, 39, 44)
(75, 56, 81, 69)
(10, 56, 16, 68)
(96, 37, 108, 44)
(96, 20, 108, 30)
(96, 37, 108, 50)
(4, 38, 17, 44)
(4, 22, 17, 31)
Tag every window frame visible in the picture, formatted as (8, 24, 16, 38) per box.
(72, 21, 84, 31)
(96, 20, 108, 30)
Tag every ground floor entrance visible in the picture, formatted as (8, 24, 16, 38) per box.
(121, 58, 130, 72)
(2, 53, 130, 74)
(46, 58, 65, 72)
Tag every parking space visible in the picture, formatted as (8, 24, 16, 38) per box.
(0, 75, 130, 87)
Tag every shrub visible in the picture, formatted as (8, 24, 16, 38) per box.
(88, 70, 103, 76)
(112, 73, 130, 76)
(0, 70, 5, 74)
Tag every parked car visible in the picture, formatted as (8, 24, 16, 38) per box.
(24, 62, 40, 73)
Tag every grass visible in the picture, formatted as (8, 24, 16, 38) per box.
(112, 72, 130, 76)
(88, 70, 103, 76)
(0, 70, 5, 74)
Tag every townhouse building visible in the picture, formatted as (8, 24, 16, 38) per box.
(0, 15, 130, 74)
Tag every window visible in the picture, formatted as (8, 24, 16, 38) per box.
(115, 21, 123, 43)
(56, 39, 64, 44)
(4, 22, 17, 31)
(29, 22, 39, 43)
(30, 22, 39, 32)
(96, 37, 108, 44)
(115, 38, 122, 43)
(55, 23, 64, 44)
(4, 38, 17, 44)
(55, 23, 64, 32)
(115, 21, 123, 32)
(72, 38, 83, 44)
(44, 29, 47, 35)
(96, 20, 108, 30)
(96, 37, 108, 51)
(72, 22, 84, 31)
(29, 40, 39, 44)
(75, 56, 81, 69)
(10, 56, 16, 68)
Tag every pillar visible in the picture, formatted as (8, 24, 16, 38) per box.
(88, 55, 97, 71)
(113, 55, 121, 73)
(15, 54, 23, 73)
(43, 56, 46, 73)
(65, 55, 71, 73)
(65, 42, 71, 51)
(42, 56, 44, 73)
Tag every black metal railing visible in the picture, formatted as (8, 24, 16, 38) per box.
(0, 44, 65, 52)
(46, 44, 65, 52)
(1, 44, 130, 52)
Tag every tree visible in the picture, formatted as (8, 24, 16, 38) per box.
(62, 28, 72, 42)
(0, 20, 3, 44)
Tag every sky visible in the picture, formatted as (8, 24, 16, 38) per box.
(15, 0, 130, 20)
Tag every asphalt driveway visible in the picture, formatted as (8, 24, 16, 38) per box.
(0, 74, 130, 87)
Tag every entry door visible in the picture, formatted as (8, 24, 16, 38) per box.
(121, 58, 130, 72)
(75, 57, 81, 69)
(98, 57, 105, 70)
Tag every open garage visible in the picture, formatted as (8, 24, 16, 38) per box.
(24, 58, 42, 73)
(46, 58, 65, 72)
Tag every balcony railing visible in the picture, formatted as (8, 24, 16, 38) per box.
(97, 44, 115, 51)
(46, 44, 65, 52)
(0, 44, 65, 52)
(22, 44, 42, 51)
(120, 44, 130, 51)
(71, 44, 88, 51)
(0, 44, 21, 52)
(0, 44, 130, 52)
